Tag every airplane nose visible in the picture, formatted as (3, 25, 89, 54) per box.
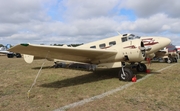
(159, 37, 171, 47)
(143, 37, 171, 55)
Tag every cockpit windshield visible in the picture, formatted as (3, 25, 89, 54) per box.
(121, 34, 141, 42)
(127, 34, 141, 40)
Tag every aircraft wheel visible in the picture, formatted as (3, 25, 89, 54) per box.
(16, 53, 22, 58)
(119, 68, 134, 81)
(7, 54, 14, 58)
(136, 63, 147, 72)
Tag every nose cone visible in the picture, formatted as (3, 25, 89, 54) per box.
(158, 37, 171, 48)
(153, 37, 171, 53)
(142, 37, 171, 54)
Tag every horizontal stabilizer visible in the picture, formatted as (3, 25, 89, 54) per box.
(23, 54, 34, 63)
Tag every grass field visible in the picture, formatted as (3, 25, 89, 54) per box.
(0, 56, 180, 111)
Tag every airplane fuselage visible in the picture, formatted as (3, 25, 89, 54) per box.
(78, 34, 171, 60)
(8, 33, 171, 81)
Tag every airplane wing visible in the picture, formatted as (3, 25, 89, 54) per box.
(8, 43, 117, 63)
(0, 50, 14, 54)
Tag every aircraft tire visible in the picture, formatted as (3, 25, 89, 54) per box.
(7, 54, 14, 58)
(16, 53, 22, 58)
(136, 63, 147, 72)
(119, 68, 133, 81)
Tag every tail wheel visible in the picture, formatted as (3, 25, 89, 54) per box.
(119, 68, 134, 81)
(136, 63, 147, 72)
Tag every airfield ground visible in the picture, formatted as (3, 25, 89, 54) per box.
(0, 56, 180, 111)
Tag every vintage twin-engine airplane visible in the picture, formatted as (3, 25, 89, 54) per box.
(8, 34, 171, 81)
(155, 44, 179, 63)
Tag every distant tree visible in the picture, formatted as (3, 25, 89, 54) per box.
(0, 44, 4, 47)
(53, 44, 63, 46)
(70, 43, 83, 47)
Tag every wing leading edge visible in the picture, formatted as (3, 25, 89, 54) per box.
(8, 43, 117, 63)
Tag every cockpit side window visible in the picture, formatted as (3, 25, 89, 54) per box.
(128, 34, 135, 40)
(121, 37, 127, 42)
(109, 41, 116, 46)
(127, 34, 141, 40)
(136, 36, 141, 39)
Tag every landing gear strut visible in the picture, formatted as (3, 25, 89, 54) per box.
(118, 62, 134, 81)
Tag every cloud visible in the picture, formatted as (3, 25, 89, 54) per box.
(120, 0, 180, 18)
(119, 13, 180, 33)
(60, 0, 120, 20)
(0, 0, 180, 46)
(0, 0, 50, 23)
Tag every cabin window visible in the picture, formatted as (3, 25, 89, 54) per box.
(109, 41, 116, 46)
(90, 46, 96, 48)
(121, 37, 127, 42)
(99, 43, 106, 49)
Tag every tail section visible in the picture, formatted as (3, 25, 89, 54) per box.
(23, 54, 34, 63)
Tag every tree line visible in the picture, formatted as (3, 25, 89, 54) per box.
(50, 43, 83, 47)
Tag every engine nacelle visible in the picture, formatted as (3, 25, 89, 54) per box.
(119, 39, 145, 62)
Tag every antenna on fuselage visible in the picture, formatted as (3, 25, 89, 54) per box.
(116, 31, 122, 36)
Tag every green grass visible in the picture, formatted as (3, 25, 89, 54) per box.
(0, 56, 179, 111)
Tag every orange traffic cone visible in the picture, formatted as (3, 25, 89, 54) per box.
(146, 69, 150, 73)
(132, 75, 137, 82)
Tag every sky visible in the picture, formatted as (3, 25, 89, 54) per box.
(1, 0, 180, 46)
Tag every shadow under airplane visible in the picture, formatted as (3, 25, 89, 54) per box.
(40, 68, 146, 89)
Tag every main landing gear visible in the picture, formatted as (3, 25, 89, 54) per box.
(118, 62, 147, 81)
(118, 62, 134, 81)
(119, 67, 134, 81)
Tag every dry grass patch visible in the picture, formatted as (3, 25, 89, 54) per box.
(1, 56, 177, 111)
(70, 62, 180, 111)
(0, 56, 126, 111)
